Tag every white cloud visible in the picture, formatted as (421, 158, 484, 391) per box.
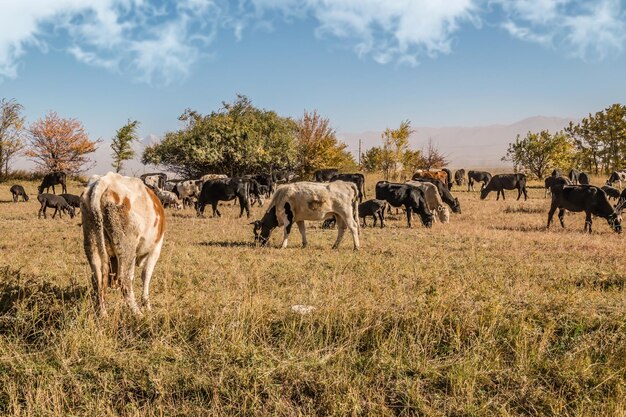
(0, 0, 625, 84)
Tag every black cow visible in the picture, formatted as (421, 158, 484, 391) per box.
(442, 168, 453, 190)
(607, 171, 626, 188)
(467, 170, 492, 192)
(375, 181, 433, 228)
(37, 194, 75, 219)
(548, 185, 621, 233)
(60, 193, 81, 210)
(544, 175, 571, 197)
(253, 173, 274, 194)
(10, 185, 29, 202)
(272, 169, 298, 184)
(578, 172, 590, 185)
(196, 177, 258, 218)
(38, 172, 67, 195)
(481, 174, 527, 201)
(314, 168, 339, 182)
(412, 178, 461, 213)
(568, 169, 581, 185)
(330, 173, 366, 203)
(601, 185, 621, 201)
(551, 169, 563, 177)
(358, 199, 387, 228)
(454, 169, 466, 186)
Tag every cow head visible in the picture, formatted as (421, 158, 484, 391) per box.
(451, 197, 461, 213)
(251, 206, 278, 245)
(23, 194, 29, 202)
(65, 205, 76, 219)
(37, 185, 44, 195)
(608, 212, 622, 233)
(480, 187, 490, 200)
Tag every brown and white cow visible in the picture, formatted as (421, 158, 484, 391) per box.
(81, 172, 166, 317)
(406, 180, 450, 223)
(412, 169, 449, 185)
(252, 181, 360, 250)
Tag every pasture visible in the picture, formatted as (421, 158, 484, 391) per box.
(0, 176, 624, 416)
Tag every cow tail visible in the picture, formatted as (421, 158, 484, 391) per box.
(352, 184, 359, 228)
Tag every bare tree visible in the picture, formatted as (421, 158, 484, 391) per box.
(0, 98, 26, 176)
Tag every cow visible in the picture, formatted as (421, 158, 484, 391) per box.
(60, 193, 81, 211)
(272, 169, 298, 184)
(314, 168, 339, 182)
(544, 176, 572, 198)
(375, 181, 433, 228)
(176, 180, 201, 208)
(578, 172, 590, 185)
(251, 181, 360, 250)
(155, 188, 183, 210)
(200, 173, 228, 183)
(251, 173, 274, 194)
(442, 168, 453, 190)
(37, 194, 75, 219)
(607, 170, 626, 188)
(601, 185, 621, 201)
(480, 174, 528, 201)
(358, 199, 387, 228)
(411, 178, 461, 214)
(454, 169, 466, 186)
(412, 170, 448, 185)
(38, 172, 67, 195)
(467, 171, 492, 192)
(330, 173, 366, 203)
(196, 177, 257, 218)
(568, 169, 581, 185)
(406, 181, 449, 223)
(81, 172, 166, 316)
(140, 173, 167, 190)
(551, 169, 563, 177)
(10, 185, 29, 202)
(547, 185, 621, 234)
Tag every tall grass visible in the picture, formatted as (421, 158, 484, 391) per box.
(0, 178, 624, 416)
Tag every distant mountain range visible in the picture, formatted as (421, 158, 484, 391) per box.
(11, 116, 576, 175)
(338, 116, 575, 169)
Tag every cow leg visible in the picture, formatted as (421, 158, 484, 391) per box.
(83, 226, 108, 317)
(584, 211, 593, 233)
(546, 204, 556, 229)
(52, 185, 55, 194)
(362, 217, 368, 228)
(212, 202, 221, 217)
(406, 206, 413, 228)
(501, 190, 506, 200)
(52, 207, 60, 219)
(378, 211, 385, 228)
(523, 187, 528, 201)
(558, 209, 566, 228)
(140, 240, 163, 311)
(332, 217, 346, 249)
(119, 255, 142, 316)
(296, 221, 307, 248)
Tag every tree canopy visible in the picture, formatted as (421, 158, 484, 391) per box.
(503, 130, 574, 179)
(111, 120, 140, 173)
(0, 98, 25, 177)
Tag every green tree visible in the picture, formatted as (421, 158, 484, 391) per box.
(0, 98, 25, 177)
(142, 95, 298, 178)
(361, 147, 384, 172)
(111, 120, 140, 173)
(381, 120, 413, 180)
(296, 110, 356, 177)
(402, 149, 426, 174)
(503, 130, 574, 179)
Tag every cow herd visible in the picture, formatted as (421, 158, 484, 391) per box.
(4, 166, 626, 316)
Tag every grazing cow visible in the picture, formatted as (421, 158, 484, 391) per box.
(406, 181, 450, 224)
(251, 181, 360, 249)
(196, 177, 257, 218)
(601, 185, 621, 201)
(544, 176, 572, 197)
(375, 181, 434, 228)
(155, 188, 182, 210)
(411, 178, 461, 214)
(81, 172, 166, 316)
(578, 172, 590, 185)
(467, 171, 492, 191)
(176, 180, 201, 208)
(547, 185, 621, 233)
(442, 168, 453, 190)
(358, 199, 387, 228)
(607, 170, 626, 188)
(454, 169, 466, 186)
(60, 193, 81, 211)
(568, 169, 581, 185)
(38, 172, 67, 194)
(480, 174, 528, 201)
(330, 173, 366, 203)
(251, 173, 274, 194)
(314, 168, 339, 182)
(412, 170, 448, 185)
(140, 173, 167, 190)
(10, 185, 29, 202)
(38, 194, 75, 219)
(272, 169, 298, 184)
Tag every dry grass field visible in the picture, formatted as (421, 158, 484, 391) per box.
(0, 176, 624, 416)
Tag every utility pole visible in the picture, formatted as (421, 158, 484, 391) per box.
(358, 138, 362, 167)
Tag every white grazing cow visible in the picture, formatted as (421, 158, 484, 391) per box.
(200, 173, 227, 183)
(252, 181, 360, 250)
(406, 180, 450, 223)
(176, 180, 201, 208)
(81, 172, 166, 316)
(155, 188, 183, 210)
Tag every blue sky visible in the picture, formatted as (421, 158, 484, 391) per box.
(1, 0, 625, 151)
